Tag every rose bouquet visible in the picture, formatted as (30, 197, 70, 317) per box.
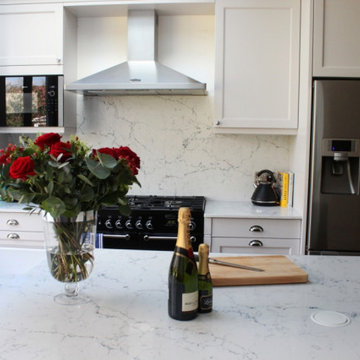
(0, 133, 140, 217)
(0, 133, 140, 293)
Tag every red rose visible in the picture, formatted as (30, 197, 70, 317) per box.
(9, 156, 36, 180)
(49, 141, 72, 162)
(0, 144, 22, 165)
(93, 146, 140, 175)
(93, 147, 117, 158)
(114, 146, 140, 175)
(34, 133, 61, 150)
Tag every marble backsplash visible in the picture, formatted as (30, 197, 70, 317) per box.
(0, 95, 291, 201)
(74, 94, 291, 201)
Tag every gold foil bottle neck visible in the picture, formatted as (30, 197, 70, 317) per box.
(198, 243, 210, 275)
(176, 207, 191, 250)
(178, 207, 191, 224)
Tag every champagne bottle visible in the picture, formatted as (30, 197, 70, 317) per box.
(198, 243, 213, 313)
(168, 207, 198, 320)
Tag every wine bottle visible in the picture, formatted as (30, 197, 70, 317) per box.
(198, 243, 213, 313)
(168, 207, 198, 321)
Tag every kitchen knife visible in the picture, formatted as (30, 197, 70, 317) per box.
(194, 254, 264, 272)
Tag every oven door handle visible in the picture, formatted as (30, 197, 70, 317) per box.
(143, 235, 176, 241)
(143, 235, 196, 243)
(103, 234, 131, 240)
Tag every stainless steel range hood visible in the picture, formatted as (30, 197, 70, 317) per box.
(66, 10, 207, 95)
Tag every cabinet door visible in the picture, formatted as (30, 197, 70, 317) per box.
(0, 4, 63, 70)
(313, 0, 360, 77)
(215, 0, 300, 132)
(211, 237, 300, 255)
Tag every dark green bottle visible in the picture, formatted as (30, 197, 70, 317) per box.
(198, 243, 213, 313)
(168, 207, 198, 321)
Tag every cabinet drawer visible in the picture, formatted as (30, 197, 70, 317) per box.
(211, 218, 301, 238)
(0, 231, 44, 248)
(211, 237, 300, 255)
(0, 212, 44, 232)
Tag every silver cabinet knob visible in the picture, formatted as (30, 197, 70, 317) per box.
(249, 225, 264, 232)
(248, 240, 263, 247)
(7, 233, 20, 240)
(6, 219, 19, 226)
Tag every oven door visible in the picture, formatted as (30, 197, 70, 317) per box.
(141, 232, 202, 251)
(100, 233, 141, 249)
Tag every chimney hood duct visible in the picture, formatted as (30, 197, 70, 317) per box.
(66, 10, 207, 95)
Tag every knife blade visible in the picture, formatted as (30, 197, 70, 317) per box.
(194, 254, 264, 272)
(209, 257, 264, 272)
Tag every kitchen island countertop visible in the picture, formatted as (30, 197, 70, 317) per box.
(0, 248, 359, 360)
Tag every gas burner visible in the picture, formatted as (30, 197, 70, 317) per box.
(126, 196, 205, 211)
(164, 200, 184, 208)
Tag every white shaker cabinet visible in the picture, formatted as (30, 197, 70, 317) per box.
(207, 218, 301, 255)
(0, 206, 44, 248)
(313, 0, 360, 77)
(0, 3, 63, 75)
(204, 201, 302, 255)
(214, 0, 300, 134)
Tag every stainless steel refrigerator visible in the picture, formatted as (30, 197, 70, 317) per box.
(307, 79, 360, 255)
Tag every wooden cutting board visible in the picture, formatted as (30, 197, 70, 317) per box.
(209, 255, 308, 286)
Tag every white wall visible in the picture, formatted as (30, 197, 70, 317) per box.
(71, 14, 292, 201)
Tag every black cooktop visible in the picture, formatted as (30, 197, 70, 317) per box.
(126, 195, 205, 211)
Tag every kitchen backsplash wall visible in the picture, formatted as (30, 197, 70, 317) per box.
(72, 14, 291, 201)
(75, 95, 290, 201)
(1, 14, 291, 202)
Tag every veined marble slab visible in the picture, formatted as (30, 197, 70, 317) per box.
(0, 248, 359, 360)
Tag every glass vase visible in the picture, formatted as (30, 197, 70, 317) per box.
(43, 210, 97, 305)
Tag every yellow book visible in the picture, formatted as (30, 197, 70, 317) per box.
(280, 172, 289, 208)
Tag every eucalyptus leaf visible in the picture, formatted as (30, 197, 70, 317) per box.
(77, 174, 94, 186)
(118, 204, 131, 216)
(42, 197, 66, 218)
(97, 152, 118, 169)
(81, 188, 95, 202)
(46, 181, 54, 195)
(85, 157, 111, 179)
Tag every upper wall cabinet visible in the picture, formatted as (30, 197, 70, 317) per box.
(214, 0, 300, 134)
(0, 3, 63, 75)
(313, 0, 360, 77)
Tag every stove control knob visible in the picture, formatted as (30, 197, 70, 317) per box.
(189, 221, 196, 231)
(104, 219, 113, 229)
(145, 220, 153, 231)
(115, 219, 123, 230)
(190, 236, 196, 243)
(125, 219, 133, 230)
(135, 220, 143, 230)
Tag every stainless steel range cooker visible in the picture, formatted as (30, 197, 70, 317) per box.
(97, 196, 206, 251)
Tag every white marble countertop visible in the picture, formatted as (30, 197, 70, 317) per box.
(204, 200, 302, 219)
(0, 200, 30, 212)
(0, 248, 359, 359)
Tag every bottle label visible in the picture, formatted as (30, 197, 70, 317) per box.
(182, 291, 198, 312)
(199, 292, 213, 311)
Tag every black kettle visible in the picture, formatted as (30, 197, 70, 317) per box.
(251, 169, 280, 206)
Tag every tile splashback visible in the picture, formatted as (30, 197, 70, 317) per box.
(76, 95, 290, 201)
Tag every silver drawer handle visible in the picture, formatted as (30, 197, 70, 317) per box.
(6, 219, 19, 226)
(7, 233, 20, 240)
(249, 225, 263, 232)
(249, 240, 263, 247)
